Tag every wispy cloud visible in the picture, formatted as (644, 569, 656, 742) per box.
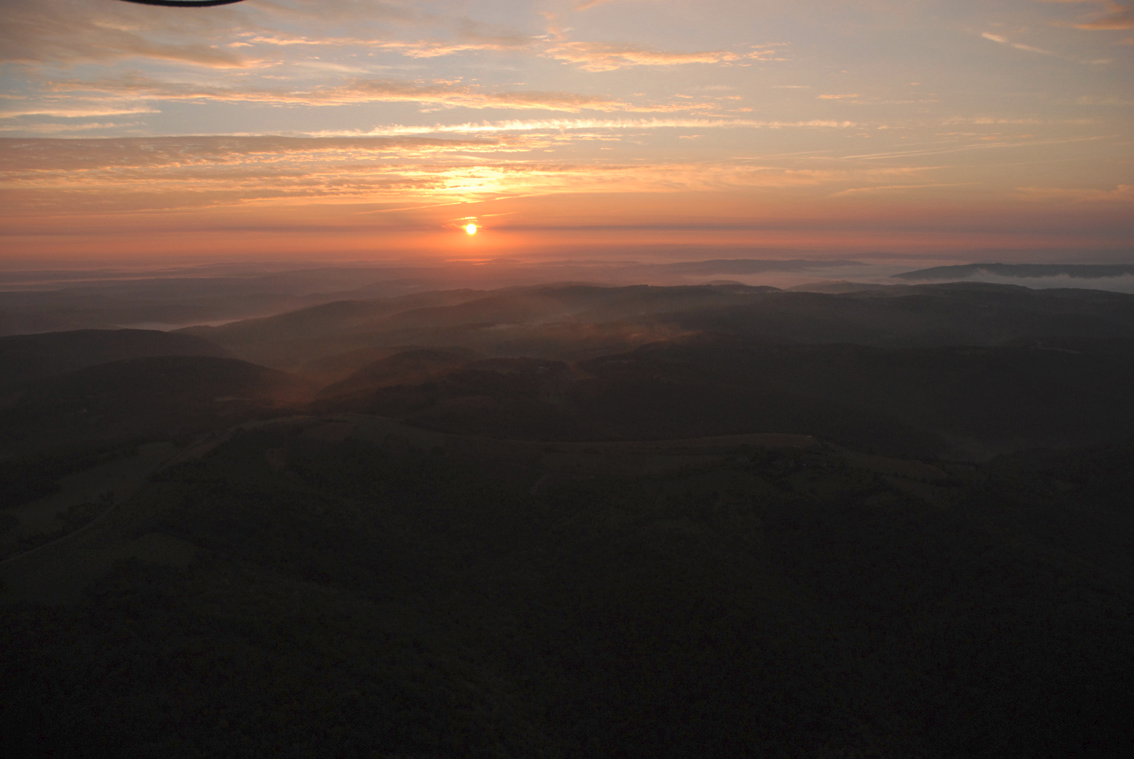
(981, 31, 1111, 63)
(1, 0, 786, 83)
(0, 105, 159, 120)
(239, 33, 534, 58)
(251, 31, 783, 73)
(945, 116, 1096, 125)
(981, 32, 1051, 54)
(841, 134, 1109, 161)
(1072, 1, 1134, 29)
(830, 183, 970, 197)
(231, 22, 776, 74)
(0, 134, 926, 215)
(240, 0, 416, 24)
(48, 75, 703, 114)
(0, 0, 250, 67)
(545, 40, 781, 72)
(1035, 0, 1134, 29)
(1075, 9, 1134, 28)
(0, 136, 501, 172)
(1017, 183, 1134, 202)
(0, 121, 142, 135)
(352, 118, 861, 137)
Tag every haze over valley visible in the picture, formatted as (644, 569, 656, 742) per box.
(3, 261, 1134, 758)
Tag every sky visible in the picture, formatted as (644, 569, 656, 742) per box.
(1, 0, 1132, 267)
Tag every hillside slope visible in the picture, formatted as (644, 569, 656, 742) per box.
(2, 420, 1130, 758)
(180, 283, 1134, 375)
(0, 355, 311, 458)
(0, 329, 231, 390)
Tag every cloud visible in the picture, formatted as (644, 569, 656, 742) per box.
(0, 121, 142, 135)
(249, 0, 417, 24)
(240, 33, 534, 58)
(234, 15, 776, 73)
(1036, 0, 1134, 29)
(545, 40, 781, 72)
(0, 133, 918, 216)
(48, 75, 701, 114)
(840, 133, 1108, 161)
(0, 104, 159, 119)
(830, 183, 970, 197)
(1017, 183, 1134, 202)
(354, 117, 860, 137)
(0, 0, 250, 67)
(0, 0, 782, 80)
(1075, 95, 1134, 104)
(0, 135, 501, 172)
(0, 133, 508, 212)
(981, 32, 1049, 54)
(1075, 7, 1134, 29)
(980, 31, 1110, 63)
(233, 23, 777, 74)
(945, 116, 1095, 125)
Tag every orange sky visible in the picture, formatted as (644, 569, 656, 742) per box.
(2, 1, 1132, 266)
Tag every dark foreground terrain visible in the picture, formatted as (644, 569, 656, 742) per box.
(2, 280, 1133, 758)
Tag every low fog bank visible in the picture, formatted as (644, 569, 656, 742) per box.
(905, 273, 1134, 294)
(894, 263, 1134, 293)
(7, 277, 1134, 462)
(0, 258, 882, 337)
(4, 257, 1133, 338)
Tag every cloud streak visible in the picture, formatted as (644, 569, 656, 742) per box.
(544, 41, 782, 72)
(1036, 0, 1134, 28)
(239, 33, 534, 57)
(981, 31, 1110, 63)
(0, 0, 249, 67)
(0, 134, 936, 216)
(354, 117, 861, 137)
(0, 105, 159, 120)
(47, 75, 703, 114)
(238, 27, 777, 73)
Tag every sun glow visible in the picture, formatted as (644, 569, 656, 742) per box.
(465, 223, 478, 235)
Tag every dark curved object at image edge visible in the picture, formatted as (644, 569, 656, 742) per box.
(118, 0, 245, 7)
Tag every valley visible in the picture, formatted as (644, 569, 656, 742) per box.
(2, 278, 1133, 758)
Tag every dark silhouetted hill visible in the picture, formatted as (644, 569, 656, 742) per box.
(182, 284, 702, 370)
(178, 289, 495, 369)
(576, 334, 1134, 456)
(329, 356, 579, 440)
(0, 356, 311, 457)
(4, 273, 1134, 759)
(315, 347, 479, 403)
(0, 329, 231, 390)
(654, 283, 1134, 346)
(178, 283, 1134, 378)
(314, 332, 1134, 458)
(3, 421, 1129, 758)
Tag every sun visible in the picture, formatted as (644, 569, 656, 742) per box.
(465, 223, 478, 235)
